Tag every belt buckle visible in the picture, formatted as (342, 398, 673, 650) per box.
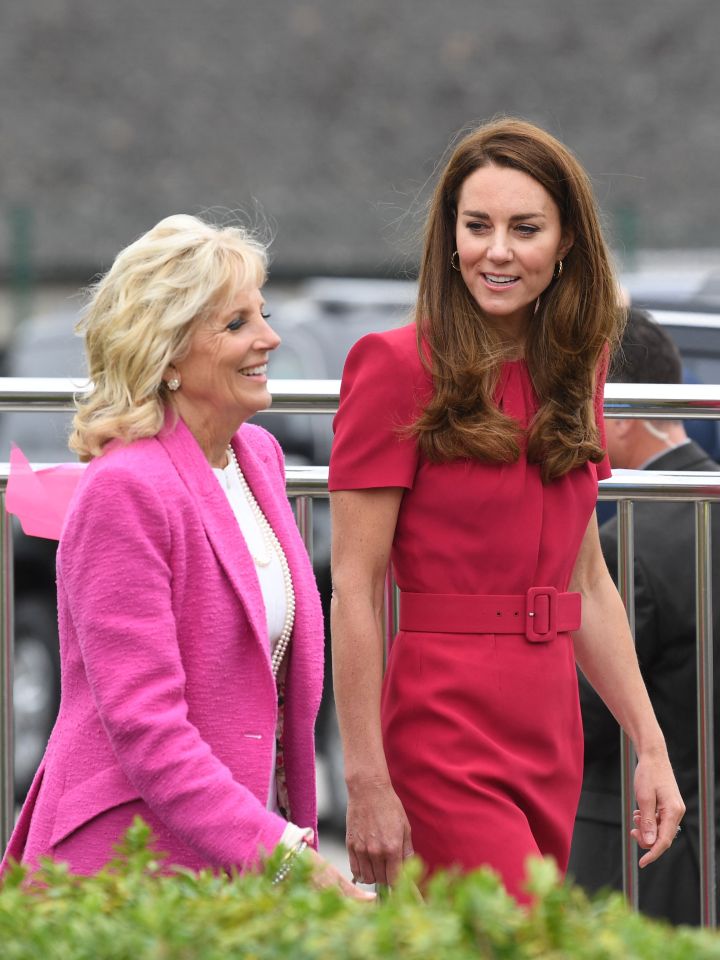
(525, 586, 557, 643)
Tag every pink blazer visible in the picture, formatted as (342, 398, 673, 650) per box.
(1, 415, 324, 875)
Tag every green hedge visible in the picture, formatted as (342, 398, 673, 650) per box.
(1, 820, 718, 959)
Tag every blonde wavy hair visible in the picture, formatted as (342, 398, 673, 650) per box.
(70, 214, 267, 461)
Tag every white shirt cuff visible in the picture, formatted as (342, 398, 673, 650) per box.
(279, 822, 314, 851)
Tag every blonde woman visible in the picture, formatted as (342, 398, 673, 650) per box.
(2, 215, 371, 899)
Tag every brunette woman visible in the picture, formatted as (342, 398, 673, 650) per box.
(328, 119, 684, 901)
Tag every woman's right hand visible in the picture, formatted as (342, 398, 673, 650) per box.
(345, 777, 414, 886)
(305, 848, 376, 901)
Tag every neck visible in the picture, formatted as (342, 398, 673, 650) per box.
(624, 421, 688, 468)
(484, 310, 530, 358)
(168, 399, 240, 468)
(203, 440, 233, 469)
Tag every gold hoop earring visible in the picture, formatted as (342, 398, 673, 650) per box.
(451, 250, 461, 272)
(553, 259, 563, 280)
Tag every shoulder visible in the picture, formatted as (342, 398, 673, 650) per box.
(83, 437, 177, 496)
(342, 324, 429, 402)
(84, 436, 164, 485)
(644, 441, 719, 474)
(330, 325, 425, 490)
(65, 437, 176, 537)
(678, 442, 720, 473)
(346, 323, 422, 369)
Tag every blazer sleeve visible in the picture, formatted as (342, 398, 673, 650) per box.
(58, 465, 287, 871)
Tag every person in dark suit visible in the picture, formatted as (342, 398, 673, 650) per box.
(568, 308, 720, 925)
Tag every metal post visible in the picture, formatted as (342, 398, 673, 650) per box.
(695, 500, 717, 928)
(0, 491, 15, 853)
(293, 496, 313, 566)
(617, 499, 639, 909)
(383, 571, 401, 667)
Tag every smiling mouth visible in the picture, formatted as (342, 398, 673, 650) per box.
(239, 363, 267, 377)
(483, 273, 519, 287)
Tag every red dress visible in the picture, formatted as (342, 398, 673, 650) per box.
(328, 324, 611, 901)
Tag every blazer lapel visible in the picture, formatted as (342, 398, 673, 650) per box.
(231, 428, 312, 599)
(231, 426, 321, 658)
(157, 414, 269, 660)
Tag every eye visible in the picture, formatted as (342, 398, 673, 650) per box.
(466, 221, 489, 233)
(516, 224, 540, 236)
(226, 316, 246, 331)
(261, 308, 272, 320)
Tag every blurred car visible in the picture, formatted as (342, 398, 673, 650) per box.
(621, 265, 720, 313)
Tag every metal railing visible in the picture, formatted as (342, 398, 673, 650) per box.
(0, 379, 718, 926)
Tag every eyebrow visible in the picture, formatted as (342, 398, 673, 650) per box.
(460, 210, 547, 221)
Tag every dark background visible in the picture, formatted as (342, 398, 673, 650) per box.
(2, 0, 720, 285)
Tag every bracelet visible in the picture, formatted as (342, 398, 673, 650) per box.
(272, 838, 308, 885)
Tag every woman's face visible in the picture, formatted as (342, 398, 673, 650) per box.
(454, 163, 573, 341)
(168, 284, 280, 434)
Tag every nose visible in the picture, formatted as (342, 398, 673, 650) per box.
(259, 316, 281, 351)
(486, 230, 512, 263)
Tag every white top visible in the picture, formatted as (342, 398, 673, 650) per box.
(213, 460, 311, 851)
(213, 460, 288, 643)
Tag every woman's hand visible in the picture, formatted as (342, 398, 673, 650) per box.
(345, 777, 414, 887)
(631, 750, 686, 867)
(304, 848, 376, 900)
(570, 516, 685, 868)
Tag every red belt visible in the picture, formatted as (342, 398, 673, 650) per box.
(398, 587, 581, 643)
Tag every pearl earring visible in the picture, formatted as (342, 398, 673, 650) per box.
(167, 376, 181, 391)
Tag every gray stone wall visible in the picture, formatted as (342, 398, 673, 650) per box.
(2, 0, 719, 278)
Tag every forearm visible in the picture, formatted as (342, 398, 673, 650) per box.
(331, 587, 390, 788)
(573, 569, 666, 756)
(329, 488, 403, 789)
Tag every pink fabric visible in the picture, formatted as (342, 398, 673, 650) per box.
(1, 415, 324, 876)
(6, 445, 84, 540)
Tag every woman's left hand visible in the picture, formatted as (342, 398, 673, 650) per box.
(631, 750, 686, 867)
(305, 849, 377, 901)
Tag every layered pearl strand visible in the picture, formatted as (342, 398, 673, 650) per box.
(227, 445, 295, 678)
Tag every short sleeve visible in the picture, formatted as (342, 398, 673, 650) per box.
(594, 344, 612, 481)
(328, 327, 428, 491)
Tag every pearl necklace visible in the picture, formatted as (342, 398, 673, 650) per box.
(227, 445, 295, 678)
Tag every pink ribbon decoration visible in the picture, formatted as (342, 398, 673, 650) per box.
(5, 444, 85, 541)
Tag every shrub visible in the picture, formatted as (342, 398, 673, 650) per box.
(1, 819, 718, 959)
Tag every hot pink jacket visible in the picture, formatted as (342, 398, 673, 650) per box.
(1, 415, 324, 875)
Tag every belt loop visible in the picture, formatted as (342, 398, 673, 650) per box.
(526, 586, 558, 642)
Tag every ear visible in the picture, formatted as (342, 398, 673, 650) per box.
(558, 228, 575, 260)
(161, 363, 178, 385)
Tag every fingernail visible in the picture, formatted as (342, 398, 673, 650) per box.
(643, 830, 656, 844)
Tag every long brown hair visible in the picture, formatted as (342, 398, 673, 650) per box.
(412, 118, 622, 483)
